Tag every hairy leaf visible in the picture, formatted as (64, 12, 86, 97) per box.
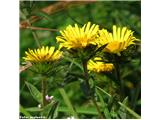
(25, 81, 42, 104)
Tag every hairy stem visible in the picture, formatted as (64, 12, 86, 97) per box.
(114, 55, 124, 99)
(82, 60, 104, 118)
(82, 61, 90, 89)
(42, 78, 47, 107)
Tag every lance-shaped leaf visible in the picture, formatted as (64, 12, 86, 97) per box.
(41, 101, 59, 119)
(118, 97, 128, 118)
(25, 81, 42, 104)
(20, 105, 31, 117)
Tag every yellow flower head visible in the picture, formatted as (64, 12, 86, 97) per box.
(23, 46, 63, 63)
(87, 57, 114, 73)
(98, 25, 138, 55)
(56, 22, 99, 49)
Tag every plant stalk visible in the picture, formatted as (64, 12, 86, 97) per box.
(82, 61, 90, 89)
(82, 60, 104, 118)
(114, 55, 124, 99)
(91, 97, 104, 119)
(42, 78, 47, 107)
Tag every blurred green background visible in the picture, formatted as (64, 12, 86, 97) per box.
(20, 1, 141, 118)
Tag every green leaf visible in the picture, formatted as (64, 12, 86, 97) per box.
(20, 105, 31, 117)
(122, 97, 128, 105)
(86, 43, 108, 60)
(96, 89, 111, 118)
(48, 101, 59, 119)
(63, 72, 83, 86)
(20, 10, 27, 20)
(80, 80, 91, 97)
(110, 111, 119, 119)
(26, 106, 100, 116)
(118, 97, 128, 119)
(52, 102, 59, 119)
(58, 106, 99, 115)
(25, 81, 42, 104)
(118, 102, 141, 119)
(96, 86, 114, 112)
(63, 56, 83, 71)
(96, 86, 111, 99)
(25, 107, 42, 112)
(58, 88, 78, 118)
(41, 101, 59, 119)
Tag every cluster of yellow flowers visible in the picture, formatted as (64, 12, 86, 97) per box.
(23, 22, 139, 73)
(56, 22, 138, 54)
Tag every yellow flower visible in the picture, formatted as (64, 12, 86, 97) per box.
(98, 25, 138, 55)
(87, 57, 114, 73)
(23, 46, 63, 63)
(56, 22, 99, 49)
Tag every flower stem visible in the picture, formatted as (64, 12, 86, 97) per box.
(114, 55, 124, 99)
(58, 88, 78, 118)
(42, 78, 47, 107)
(82, 61, 90, 89)
(82, 60, 104, 119)
(91, 97, 104, 119)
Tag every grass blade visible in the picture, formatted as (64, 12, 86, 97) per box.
(96, 86, 111, 98)
(58, 88, 78, 118)
(20, 105, 31, 117)
(96, 89, 111, 118)
(58, 106, 98, 115)
(118, 102, 141, 119)
(118, 97, 128, 118)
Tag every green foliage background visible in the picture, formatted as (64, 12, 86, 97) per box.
(20, 1, 141, 119)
